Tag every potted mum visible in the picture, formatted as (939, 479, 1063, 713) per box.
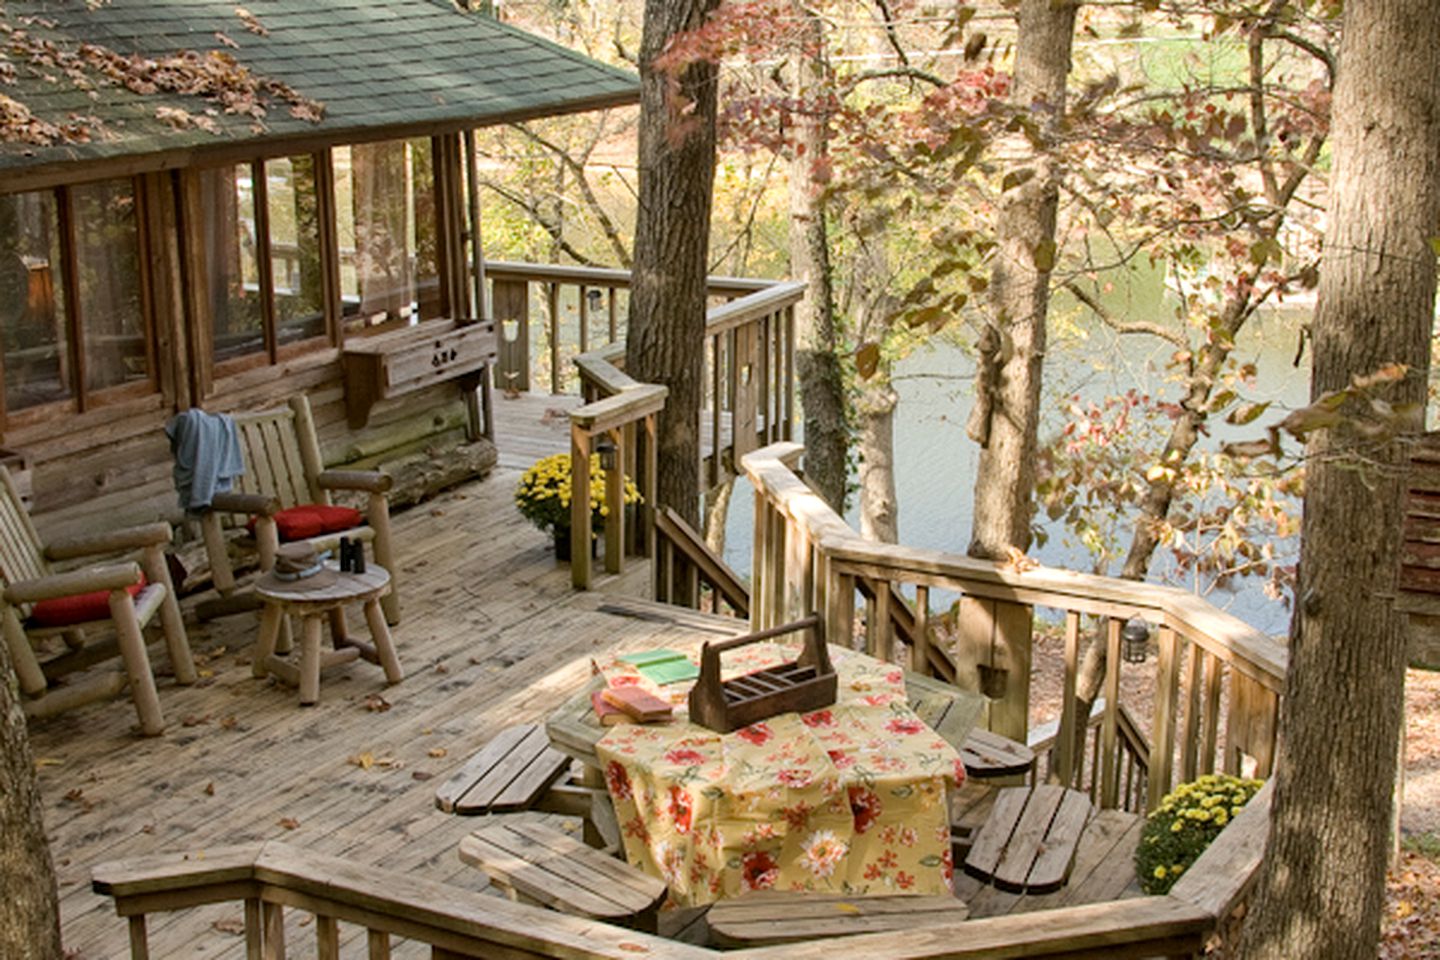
(1135, 773, 1263, 894)
(514, 452, 641, 560)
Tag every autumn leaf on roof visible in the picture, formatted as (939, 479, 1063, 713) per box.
(0, 10, 323, 145)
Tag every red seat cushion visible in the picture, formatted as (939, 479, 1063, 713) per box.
(29, 578, 146, 628)
(250, 504, 364, 543)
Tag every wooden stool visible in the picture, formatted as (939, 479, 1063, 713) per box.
(708, 891, 969, 947)
(253, 565, 402, 705)
(459, 820, 667, 932)
(960, 728, 1037, 780)
(963, 783, 1092, 894)
(434, 724, 571, 815)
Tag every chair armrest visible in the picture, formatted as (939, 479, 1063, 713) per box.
(45, 522, 173, 563)
(317, 470, 393, 495)
(207, 492, 281, 516)
(4, 562, 145, 605)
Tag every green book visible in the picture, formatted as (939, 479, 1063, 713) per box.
(618, 648, 700, 685)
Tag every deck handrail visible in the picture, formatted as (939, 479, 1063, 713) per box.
(93, 784, 1272, 959)
(742, 441, 1287, 811)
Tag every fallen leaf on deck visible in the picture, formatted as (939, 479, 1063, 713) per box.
(411, 771, 434, 781)
(204, 782, 215, 796)
(434, 662, 450, 674)
(428, 747, 447, 758)
(277, 817, 300, 830)
(422, 727, 434, 735)
(617, 945, 650, 954)
(182, 714, 211, 727)
(211, 917, 245, 936)
(833, 902, 861, 914)
(430, 508, 445, 517)
(140, 824, 155, 834)
(363, 694, 392, 713)
(34, 757, 63, 768)
(63, 788, 95, 812)
(219, 715, 238, 730)
(349, 753, 375, 770)
(198, 669, 215, 679)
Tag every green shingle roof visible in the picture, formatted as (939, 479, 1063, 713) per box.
(0, 0, 638, 180)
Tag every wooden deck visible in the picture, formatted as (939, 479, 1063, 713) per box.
(28, 395, 1141, 959)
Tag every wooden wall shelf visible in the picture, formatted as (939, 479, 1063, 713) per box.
(342, 319, 497, 429)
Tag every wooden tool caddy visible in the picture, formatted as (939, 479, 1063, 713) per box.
(688, 615, 837, 733)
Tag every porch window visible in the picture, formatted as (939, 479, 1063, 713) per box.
(333, 139, 441, 331)
(0, 180, 153, 421)
(202, 155, 329, 372)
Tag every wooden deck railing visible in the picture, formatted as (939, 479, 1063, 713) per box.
(742, 441, 1287, 814)
(562, 277, 805, 588)
(93, 782, 1273, 959)
(489, 261, 803, 488)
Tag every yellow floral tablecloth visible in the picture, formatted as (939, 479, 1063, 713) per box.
(595, 643, 964, 906)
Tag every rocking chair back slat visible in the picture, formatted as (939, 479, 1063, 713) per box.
(232, 406, 321, 511)
(0, 468, 47, 590)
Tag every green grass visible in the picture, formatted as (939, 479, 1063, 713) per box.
(1402, 832, 1440, 863)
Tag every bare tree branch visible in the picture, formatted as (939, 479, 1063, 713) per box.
(1063, 280, 1189, 348)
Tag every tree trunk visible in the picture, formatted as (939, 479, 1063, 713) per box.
(1238, 4, 1440, 957)
(626, 0, 721, 529)
(788, 12, 848, 514)
(857, 382, 899, 543)
(967, 0, 1077, 559)
(0, 636, 62, 958)
(704, 479, 732, 556)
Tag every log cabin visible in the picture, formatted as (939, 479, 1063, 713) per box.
(0, 0, 638, 543)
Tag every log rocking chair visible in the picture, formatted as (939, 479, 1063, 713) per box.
(0, 467, 195, 735)
(193, 394, 401, 626)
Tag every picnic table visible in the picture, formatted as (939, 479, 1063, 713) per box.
(546, 642, 984, 907)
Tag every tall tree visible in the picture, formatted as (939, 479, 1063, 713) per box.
(967, 0, 1078, 559)
(1238, 2, 1440, 956)
(626, 0, 722, 527)
(0, 636, 62, 959)
(788, 7, 849, 513)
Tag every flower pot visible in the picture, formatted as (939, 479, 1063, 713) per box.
(552, 527, 596, 563)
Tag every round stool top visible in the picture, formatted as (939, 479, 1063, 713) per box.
(255, 563, 390, 608)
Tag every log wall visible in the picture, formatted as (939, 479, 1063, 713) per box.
(16, 354, 490, 545)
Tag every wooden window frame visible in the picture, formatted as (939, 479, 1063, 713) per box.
(0, 176, 161, 433)
(208, 152, 338, 383)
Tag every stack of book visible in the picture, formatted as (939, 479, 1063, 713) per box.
(591, 685, 674, 726)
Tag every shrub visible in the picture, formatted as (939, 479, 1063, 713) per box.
(1136, 773, 1263, 894)
(513, 452, 640, 533)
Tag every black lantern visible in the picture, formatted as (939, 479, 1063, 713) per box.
(586, 288, 604, 312)
(595, 434, 617, 474)
(1122, 616, 1150, 664)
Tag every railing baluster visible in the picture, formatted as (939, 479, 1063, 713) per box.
(783, 304, 795, 439)
(914, 585, 931, 676)
(607, 286, 617, 342)
(1056, 611, 1081, 787)
(547, 281, 560, 394)
(710, 333, 723, 489)
(1148, 626, 1182, 810)
(245, 897, 263, 960)
(1101, 617, 1122, 809)
(316, 915, 339, 960)
(127, 915, 149, 960)
(367, 929, 391, 960)
(1200, 653, 1224, 775)
(262, 902, 285, 960)
(578, 284, 589, 355)
(873, 580, 893, 662)
(1180, 644, 1204, 782)
(758, 310, 771, 444)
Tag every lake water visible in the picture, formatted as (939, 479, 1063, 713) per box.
(719, 301, 1311, 638)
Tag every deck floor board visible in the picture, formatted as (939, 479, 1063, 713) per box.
(30, 393, 1143, 957)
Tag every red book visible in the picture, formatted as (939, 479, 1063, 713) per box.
(591, 689, 634, 727)
(601, 685, 674, 723)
